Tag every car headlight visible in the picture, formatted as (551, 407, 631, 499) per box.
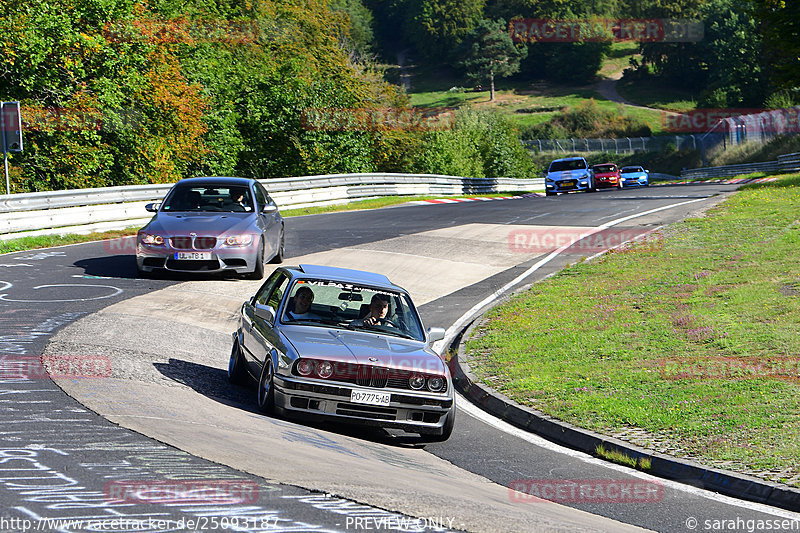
(224, 235, 253, 246)
(409, 375, 426, 390)
(427, 376, 445, 392)
(141, 234, 164, 245)
(297, 359, 313, 376)
(316, 360, 333, 379)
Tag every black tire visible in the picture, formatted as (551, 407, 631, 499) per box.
(419, 407, 455, 443)
(545, 191, 556, 197)
(587, 179, 598, 193)
(270, 228, 284, 264)
(228, 338, 249, 386)
(247, 239, 265, 280)
(257, 358, 275, 414)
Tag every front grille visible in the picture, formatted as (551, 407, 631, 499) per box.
(170, 236, 217, 250)
(357, 366, 388, 388)
(336, 402, 397, 420)
(293, 360, 448, 393)
(165, 259, 220, 271)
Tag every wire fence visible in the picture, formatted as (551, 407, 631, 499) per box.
(522, 135, 710, 154)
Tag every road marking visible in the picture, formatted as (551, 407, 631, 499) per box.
(0, 284, 123, 302)
(457, 396, 800, 519)
(441, 195, 800, 514)
(432, 196, 711, 353)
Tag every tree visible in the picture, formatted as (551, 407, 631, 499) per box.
(460, 19, 527, 101)
(404, 0, 485, 63)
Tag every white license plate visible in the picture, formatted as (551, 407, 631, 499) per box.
(174, 252, 212, 260)
(350, 390, 391, 406)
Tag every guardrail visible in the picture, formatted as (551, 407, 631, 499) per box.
(680, 152, 800, 180)
(0, 173, 543, 240)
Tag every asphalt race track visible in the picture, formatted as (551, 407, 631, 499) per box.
(2, 184, 799, 532)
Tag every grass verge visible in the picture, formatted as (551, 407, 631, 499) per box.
(465, 174, 800, 486)
(0, 193, 533, 255)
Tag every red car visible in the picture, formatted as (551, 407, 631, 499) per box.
(591, 163, 622, 189)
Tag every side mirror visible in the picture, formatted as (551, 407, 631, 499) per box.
(254, 303, 276, 325)
(427, 327, 445, 344)
(262, 204, 278, 213)
(145, 202, 161, 213)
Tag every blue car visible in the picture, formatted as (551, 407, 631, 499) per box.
(544, 157, 597, 196)
(619, 166, 650, 188)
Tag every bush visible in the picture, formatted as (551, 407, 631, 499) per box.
(521, 100, 652, 139)
(411, 108, 535, 178)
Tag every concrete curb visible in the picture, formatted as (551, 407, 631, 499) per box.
(448, 316, 800, 513)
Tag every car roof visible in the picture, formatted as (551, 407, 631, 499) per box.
(592, 163, 617, 167)
(175, 176, 256, 187)
(551, 157, 586, 162)
(290, 264, 401, 291)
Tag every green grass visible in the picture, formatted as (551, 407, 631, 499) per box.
(466, 174, 800, 484)
(409, 83, 665, 134)
(597, 41, 640, 78)
(615, 77, 698, 112)
(0, 228, 141, 255)
(0, 193, 536, 254)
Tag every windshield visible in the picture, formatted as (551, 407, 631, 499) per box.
(593, 165, 616, 173)
(549, 159, 587, 172)
(281, 279, 425, 341)
(621, 167, 644, 173)
(162, 185, 253, 213)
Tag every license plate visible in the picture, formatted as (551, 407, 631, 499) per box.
(174, 252, 211, 260)
(560, 181, 575, 188)
(350, 390, 391, 406)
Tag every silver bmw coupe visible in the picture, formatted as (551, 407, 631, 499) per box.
(136, 177, 284, 279)
(228, 264, 455, 442)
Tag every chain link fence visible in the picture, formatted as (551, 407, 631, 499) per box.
(522, 135, 710, 154)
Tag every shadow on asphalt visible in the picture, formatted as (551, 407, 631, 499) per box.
(153, 357, 426, 449)
(73, 254, 247, 282)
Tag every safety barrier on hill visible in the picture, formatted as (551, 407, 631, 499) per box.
(0, 173, 543, 240)
(680, 152, 800, 180)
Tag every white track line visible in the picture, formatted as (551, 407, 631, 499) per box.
(436, 195, 800, 515)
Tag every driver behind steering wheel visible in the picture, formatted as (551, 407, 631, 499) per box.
(350, 293, 393, 327)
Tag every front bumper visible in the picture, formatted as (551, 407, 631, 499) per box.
(620, 178, 648, 188)
(136, 241, 259, 274)
(596, 177, 620, 188)
(545, 179, 591, 193)
(273, 374, 454, 435)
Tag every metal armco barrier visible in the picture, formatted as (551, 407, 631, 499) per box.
(0, 173, 544, 240)
(680, 152, 800, 180)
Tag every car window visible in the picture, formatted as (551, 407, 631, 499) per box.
(255, 271, 289, 309)
(549, 159, 587, 172)
(594, 165, 616, 173)
(253, 184, 268, 212)
(256, 182, 274, 207)
(280, 279, 425, 341)
(162, 185, 253, 212)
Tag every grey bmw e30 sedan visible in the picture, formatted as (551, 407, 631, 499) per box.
(136, 177, 284, 279)
(228, 264, 455, 442)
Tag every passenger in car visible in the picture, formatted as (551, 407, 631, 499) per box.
(285, 286, 318, 320)
(350, 294, 392, 327)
